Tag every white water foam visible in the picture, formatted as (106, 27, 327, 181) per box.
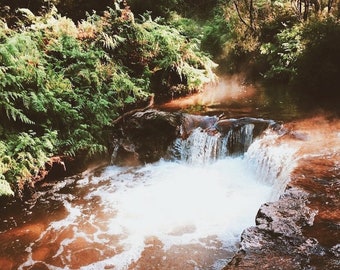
(172, 123, 256, 164)
(172, 128, 230, 163)
(18, 127, 298, 270)
(70, 158, 272, 269)
(245, 129, 298, 200)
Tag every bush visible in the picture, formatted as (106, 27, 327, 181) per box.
(260, 23, 304, 82)
(294, 17, 340, 103)
(128, 0, 219, 19)
(0, 4, 217, 195)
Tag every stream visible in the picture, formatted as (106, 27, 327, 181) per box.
(0, 80, 338, 269)
(0, 123, 297, 270)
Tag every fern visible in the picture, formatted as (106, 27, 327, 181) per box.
(101, 32, 126, 50)
(1, 101, 35, 124)
(17, 8, 36, 22)
(0, 4, 218, 194)
(0, 178, 14, 196)
(88, 144, 108, 157)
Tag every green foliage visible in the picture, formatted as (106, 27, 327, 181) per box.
(260, 24, 304, 81)
(0, 4, 217, 195)
(0, 31, 43, 125)
(128, 0, 187, 18)
(211, 0, 339, 85)
(0, 129, 58, 196)
(0, 141, 13, 196)
(96, 8, 216, 97)
(201, 9, 231, 58)
(293, 17, 340, 105)
(206, 1, 262, 73)
(128, 0, 219, 19)
(0, 179, 14, 197)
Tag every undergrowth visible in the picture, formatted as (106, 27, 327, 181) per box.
(0, 4, 216, 196)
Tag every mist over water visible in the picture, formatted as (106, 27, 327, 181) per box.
(159, 75, 309, 121)
(160, 75, 256, 113)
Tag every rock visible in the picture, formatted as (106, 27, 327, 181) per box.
(111, 109, 182, 164)
(216, 117, 276, 155)
(224, 154, 340, 270)
(255, 188, 317, 237)
(180, 114, 218, 139)
(111, 110, 278, 164)
(224, 188, 324, 270)
(215, 117, 276, 136)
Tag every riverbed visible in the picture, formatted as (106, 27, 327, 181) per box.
(0, 80, 339, 270)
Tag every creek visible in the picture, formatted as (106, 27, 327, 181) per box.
(0, 80, 339, 269)
(0, 121, 298, 270)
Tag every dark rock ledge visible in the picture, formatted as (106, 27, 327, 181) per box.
(224, 153, 340, 270)
(110, 109, 276, 165)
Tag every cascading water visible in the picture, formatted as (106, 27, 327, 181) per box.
(171, 123, 256, 163)
(171, 127, 230, 163)
(2, 120, 298, 270)
(244, 129, 298, 201)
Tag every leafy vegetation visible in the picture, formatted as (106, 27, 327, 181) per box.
(294, 17, 340, 100)
(0, 2, 216, 196)
(192, 0, 339, 103)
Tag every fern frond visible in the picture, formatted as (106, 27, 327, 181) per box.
(3, 104, 35, 124)
(88, 144, 107, 157)
(17, 8, 36, 22)
(101, 33, 126, 50)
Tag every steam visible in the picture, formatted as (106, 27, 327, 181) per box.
(278, 116, 340, 158)
(160, 75, 256, 109)
(200, 75, 256, 105)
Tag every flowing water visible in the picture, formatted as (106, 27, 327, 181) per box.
(2, 77, 337, 269)
(0, 126, 299, 270)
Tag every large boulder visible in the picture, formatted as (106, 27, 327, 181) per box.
(111, 110, 182, 165)
(111, 110, 278, 165)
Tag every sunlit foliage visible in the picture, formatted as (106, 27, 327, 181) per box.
(0, 3, 216, 195)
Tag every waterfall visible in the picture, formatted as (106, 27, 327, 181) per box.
(170, 123, 256, 163)
(244, 129, 298, 200)
(170, 123, 297, 200)
(171, 128, 230, 163)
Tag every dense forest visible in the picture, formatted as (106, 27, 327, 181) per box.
(0, 0, 339, 197)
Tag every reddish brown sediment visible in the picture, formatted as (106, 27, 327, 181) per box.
(224, 116, 340, 269)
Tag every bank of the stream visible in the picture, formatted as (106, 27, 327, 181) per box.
(224, 117, 340, 269)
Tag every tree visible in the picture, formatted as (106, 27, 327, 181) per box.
(233, 0, 256, 32)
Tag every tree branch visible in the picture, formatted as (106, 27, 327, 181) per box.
(233, 1, 254, 32)
(112, 94, 155, 126)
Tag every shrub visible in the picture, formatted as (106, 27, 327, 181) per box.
(293, 17, 340, 107)
(0, 4, 217, 195)
(260, 23, 304, 81)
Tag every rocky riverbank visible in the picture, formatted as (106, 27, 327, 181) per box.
(224, 117, 340, 270)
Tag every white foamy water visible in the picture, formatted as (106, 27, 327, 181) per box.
(245, 129, 298, 200)
(18, 127, 298, 270)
